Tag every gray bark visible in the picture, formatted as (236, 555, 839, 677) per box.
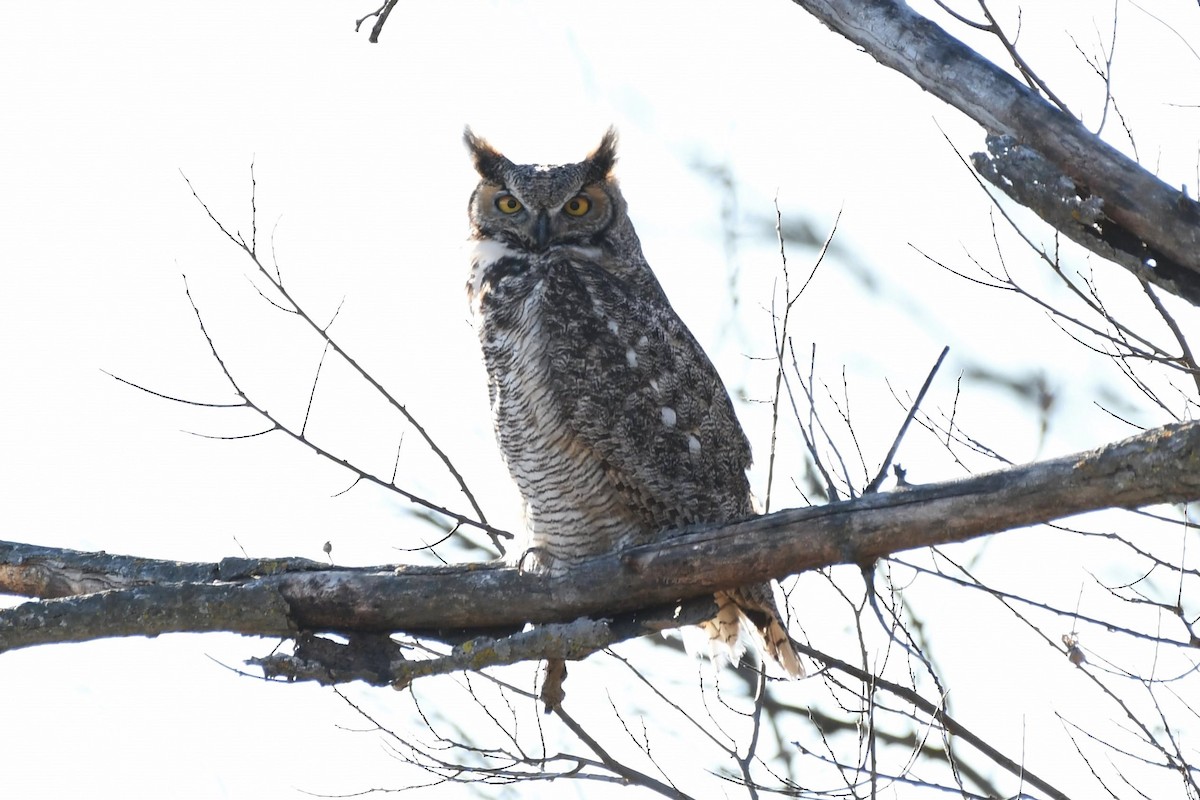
(2, 421, 1197, 672)
(790, 0, 1200, 304)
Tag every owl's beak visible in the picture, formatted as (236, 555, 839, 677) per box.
(532, 211, 551, 251)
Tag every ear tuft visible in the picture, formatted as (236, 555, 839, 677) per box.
(585, 127, 618, 181)
(464, 126, 511, 184)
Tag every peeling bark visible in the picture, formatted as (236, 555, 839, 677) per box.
(791, 0, 1200, 304)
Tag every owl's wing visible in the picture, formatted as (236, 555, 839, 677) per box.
(538, 258, 804, 679)
(544, 259, 754, 532)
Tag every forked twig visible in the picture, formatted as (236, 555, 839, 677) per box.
(798, 642, 1073, 800)
(864, 346, 950, 494)
(354, 0, 399, 43)
(765, 202, 839, 511)
(554, 706, 696, 800)
(173, 170, 502, 550)
(1141, 280, 1200, 396)
(113, 273, 512, 549)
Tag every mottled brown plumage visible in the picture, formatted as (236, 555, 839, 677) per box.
(465, 128, 802, 679)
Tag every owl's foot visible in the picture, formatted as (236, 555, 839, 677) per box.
(515, 546, 556, 575)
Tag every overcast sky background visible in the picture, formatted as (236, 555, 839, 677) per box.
(3, 1, 1199, 797)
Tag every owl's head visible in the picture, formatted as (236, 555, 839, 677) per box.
(464, 128, 625, 253)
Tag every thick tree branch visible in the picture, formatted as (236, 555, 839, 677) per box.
(0, 547, 329, 599)
(791, 0, 1200, 305)
(2, 421, 1197, 660)
(0, 582, 296, 651)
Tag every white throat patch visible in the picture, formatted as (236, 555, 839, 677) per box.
(468, 239, 521, 303)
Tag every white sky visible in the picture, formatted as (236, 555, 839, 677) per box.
(2, 1, 1199, 797)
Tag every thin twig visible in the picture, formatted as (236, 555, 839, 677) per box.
(554, 706, 697, 800)
(353, 0, 400, 43)
(864, 346, 949, 494)
(1141, 280, 1200, 396)
(800, 643, 1073, 800)
(765, 204, 839, 512)
(301, 341, 332, 439)
(975, 0, 1073, 115)
(178, 171, 497, 542)
(167, 274, 511, 544)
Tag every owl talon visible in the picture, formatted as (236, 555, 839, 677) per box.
(516, 546, 553, 575)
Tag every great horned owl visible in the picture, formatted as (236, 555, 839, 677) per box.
(465, 128, 802, 679)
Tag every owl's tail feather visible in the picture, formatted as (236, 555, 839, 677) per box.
(704, 587, 805, 679)
(760, 615, 805, 679)
(701, 592, 748, 665)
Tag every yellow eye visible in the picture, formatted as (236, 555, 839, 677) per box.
(563, 194, 592, 217)
(495, 193, 522, 214)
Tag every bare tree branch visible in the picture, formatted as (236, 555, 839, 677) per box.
(863, 345, 948, 495)
(178, 170, 496, 538)
(254, 619, 619, 689)
(355, 0, 400, 43)
(790, 0, 1200, 305)
(2, 420, 1197, 660)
